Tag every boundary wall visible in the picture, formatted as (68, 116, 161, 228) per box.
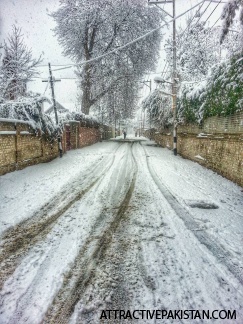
(146, 113, 243, 187)
(0, 119, 113, 176)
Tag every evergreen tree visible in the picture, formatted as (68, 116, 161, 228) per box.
(0, 25, 42, 100)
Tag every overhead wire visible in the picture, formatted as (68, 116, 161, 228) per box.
(190, 0, 214, 28)
(35, 63, 73, 68)
(203, 0, 222, 27)
(157, 0, 222, 87)
(159, 0, 208, 83)
(42, 79, 50, 96)
(209, 15, 221, 29)
(181, 0, 223, 38)
(49, 0, 205, 72)
(35, 1, 208, 91)
(180, 0, 206, 37)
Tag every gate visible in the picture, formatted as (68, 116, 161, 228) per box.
(65, 125, 71, 150)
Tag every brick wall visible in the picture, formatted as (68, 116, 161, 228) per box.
(177, 133, 243, 186)
(0, 119, 102, 176)
(0, 120, 59, 175)
(147, 129, 243, 187)
(79, 127, 100, 147)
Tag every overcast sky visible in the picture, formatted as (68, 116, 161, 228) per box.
(0, 0, 226, 111)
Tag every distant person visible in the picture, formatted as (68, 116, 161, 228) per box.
(123, 130, 127, 139)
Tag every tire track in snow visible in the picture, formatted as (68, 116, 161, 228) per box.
(140, 143, 243, 286)
(0, 144, 122, 289)
(43, 143, 138, 324)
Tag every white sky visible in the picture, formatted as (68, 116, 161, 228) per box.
(0, 0, 226, 111)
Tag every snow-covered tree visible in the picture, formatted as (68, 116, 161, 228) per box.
(0, 25, 42, 100)
(52, 0, 164, 115)
(142, 88, 173, 128)
(165, 21, 221, 83)
(101, 76, 140, 122)
(221, 0, 243, 43)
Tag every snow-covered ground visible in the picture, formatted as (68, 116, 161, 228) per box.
(0, 136, 242, 323)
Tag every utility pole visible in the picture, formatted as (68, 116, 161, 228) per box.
(113, 90, 116, 138)
(148, 79, 152, 140)
(148, 0, 177, 155)
(172, 0, 177, 155)
(42, 63, 62, 157)
(139, 79, 152, 139)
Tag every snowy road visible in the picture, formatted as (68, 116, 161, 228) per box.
(0, 137, 243, 324)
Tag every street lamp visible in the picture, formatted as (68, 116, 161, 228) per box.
(154, 76, 175, 85)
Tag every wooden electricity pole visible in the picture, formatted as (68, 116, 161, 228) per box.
(42, 63, 62, 157)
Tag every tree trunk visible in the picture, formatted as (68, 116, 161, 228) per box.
(81, 64, 92, 115)
(81, 84, 91, 115)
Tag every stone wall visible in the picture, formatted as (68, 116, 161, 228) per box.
(147, 126, 243, 187)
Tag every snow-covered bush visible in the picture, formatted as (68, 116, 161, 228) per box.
(179, 51, 243, 123)
(142, 88, 173, 128)
(47, 109, 100, 129)
(0, 95, 57, 137)
(72, 112, 99, 128)
(203, 52, 243, 118)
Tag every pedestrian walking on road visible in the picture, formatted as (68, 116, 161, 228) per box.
(123, 130, 127, 139)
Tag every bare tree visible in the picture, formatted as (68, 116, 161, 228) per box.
(0, 25, 42, 100)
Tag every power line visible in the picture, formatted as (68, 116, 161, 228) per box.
(161, 60, 168, 76)
(190, 0, 214, 29)
(31, 76, 78, 80)
(50, 1, 205, 72)
(42, 79, 50, 96)
(203, 0, 222, 27)
(161, 1, 209, 82)
(177, 0, 222, 55)
(36, 63, 74, 68)
(209, 15, 221, 29)
(180, 0, 206, 37)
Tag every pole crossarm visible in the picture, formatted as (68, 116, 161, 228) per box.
(154, 4, 173, 18)
(148, 1, 173, 3)
(158, 89, 175, 97)
(205, 0, 227, 2)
